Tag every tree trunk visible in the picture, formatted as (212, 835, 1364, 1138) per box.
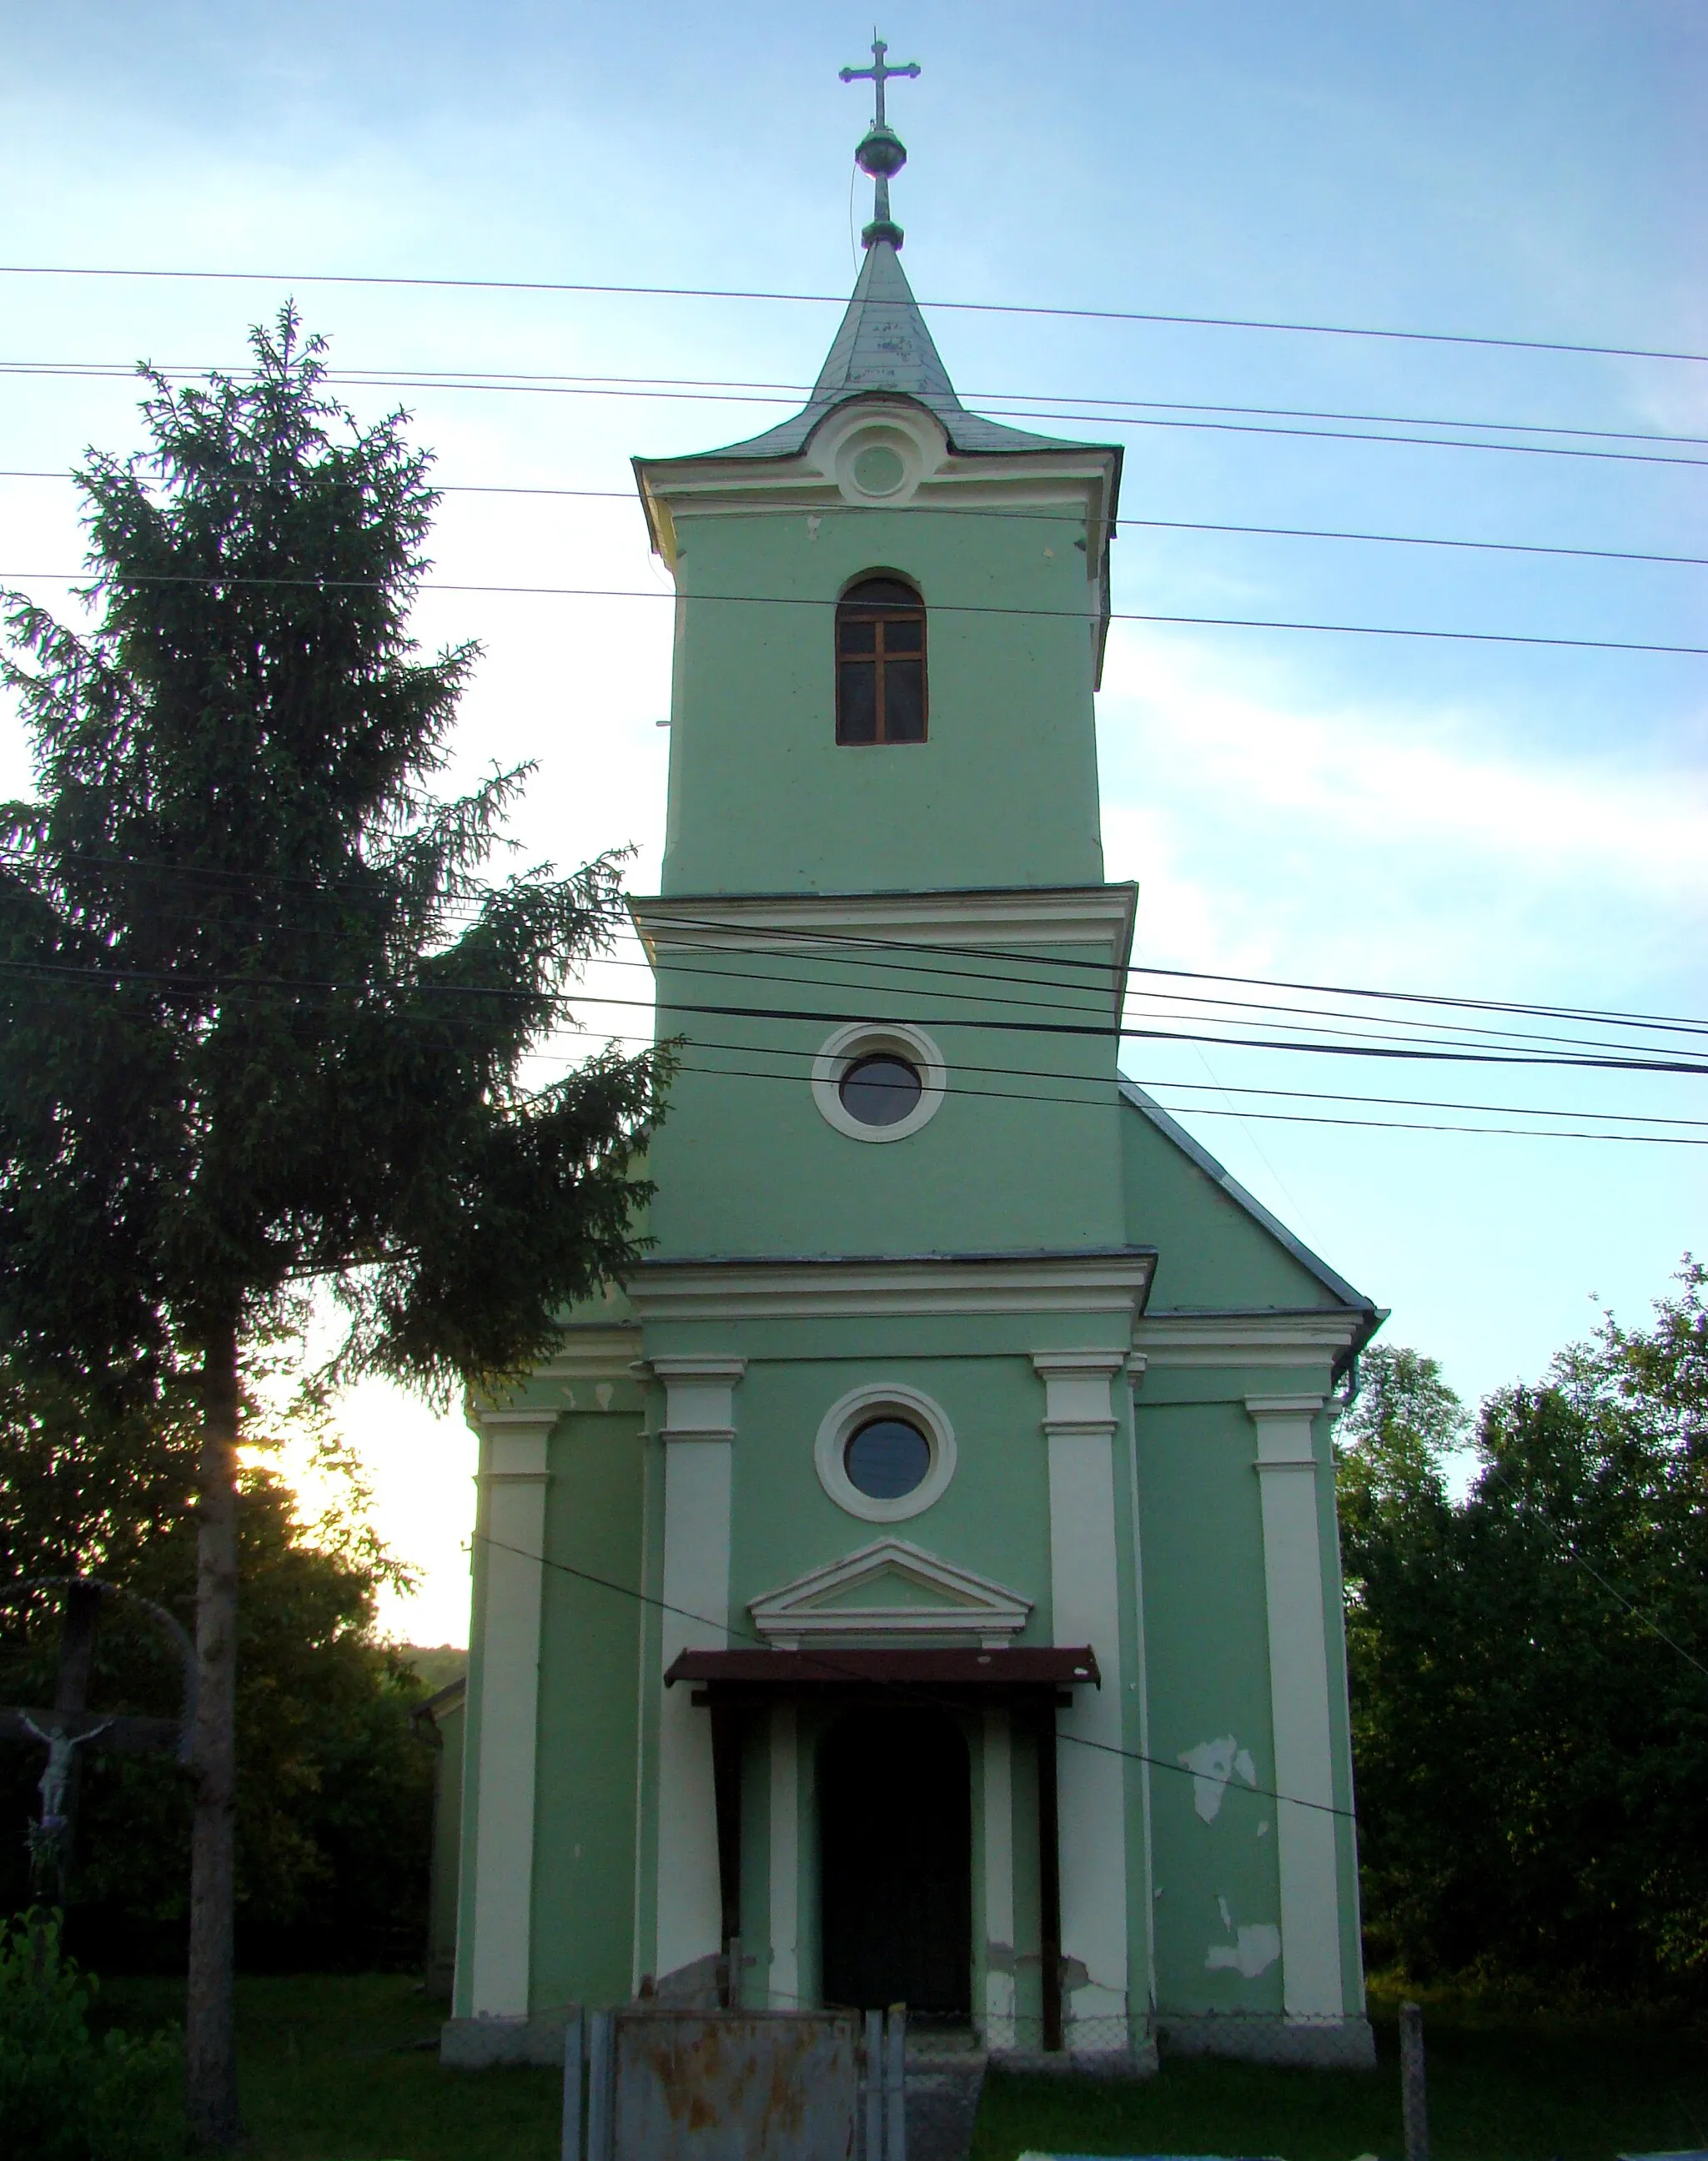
(186, 1324, 241, 2150)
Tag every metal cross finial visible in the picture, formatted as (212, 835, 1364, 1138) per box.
(838, 36, 922, 251)
(838, 34, 920, 131)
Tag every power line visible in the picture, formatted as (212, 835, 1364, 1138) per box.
(5, 869, 1673, 1060)
(474, 1531, 1359, 1819)
(2, 259, 1701, 368)
(9, 467, 1705, 570)
(3, 954, 1706, 1078)
(664, 1059, 1708, 1148)
(1474, 1459, 1708, 1681)
(2, 962, 1700, 1143)
(4, 568, 1702, 658)
(8, 359, 1704, 470)
(642, 910, 1708, 1038)
(10, 357, 1707, 456)
(6, 845, 1704, 1041)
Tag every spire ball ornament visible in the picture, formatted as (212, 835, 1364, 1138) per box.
(856, 124, 907, 181)
(839, 35, 921, 249)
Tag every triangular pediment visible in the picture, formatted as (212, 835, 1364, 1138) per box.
(749, 1540, 1032, 1648)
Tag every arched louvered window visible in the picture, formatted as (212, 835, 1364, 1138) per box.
(836, 576, 927, 746)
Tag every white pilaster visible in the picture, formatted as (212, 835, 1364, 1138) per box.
(1033, 1350, 1129, 2034)
(652, 1356, 745, 1988)
(982, 1710, 1017, 2046)
(1247, 1394, 1344, 2020)
(463, 1408, 555, 2018)
(768, 1703, 800, 2008)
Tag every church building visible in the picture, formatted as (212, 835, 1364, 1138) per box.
(445, 50, 1381, 2070)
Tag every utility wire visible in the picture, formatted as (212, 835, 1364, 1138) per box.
(6, 360, 1703, 470)
(0, 967, 1700, 1143)
(3, 875, 1680, 1061)
(8, 357, 1705, 456)
(1474, 1459, 1708, 1682)
(8, 467, 1706, 571)
(3, 954, 1706, 1078)
(2, 260, 1701, 368)
(4, 845, 1704, 1043)
(643, 911, 1708, 1038)
(2, 892, 1701, 1119)
(3, 569, 1701, 658)
(473, 1531, 1359, 1821)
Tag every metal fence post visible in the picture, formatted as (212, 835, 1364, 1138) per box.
(560, 2008, 584, 2161)
(1399, 2000, 1429, 2161)
(587, 2009, 615, 2161)
(884, 2008, 907, 2161)
(863, 2009, 883, 2161)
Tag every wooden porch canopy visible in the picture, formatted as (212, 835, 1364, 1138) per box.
(667, 1644, 1099, 2051)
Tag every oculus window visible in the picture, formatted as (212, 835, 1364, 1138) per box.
(843, 1415, 932, 1500)
(815, 1384, 958, 1524)
(837, 1053, 923, 1129)
(836, 576, 927, 745)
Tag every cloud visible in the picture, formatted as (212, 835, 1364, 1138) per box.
(1097, 633, 1708, 997)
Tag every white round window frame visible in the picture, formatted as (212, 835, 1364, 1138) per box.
(815, 1382, 957, 1525)
(811, 401, 943, 509)
(811, 1020, 947, 1144)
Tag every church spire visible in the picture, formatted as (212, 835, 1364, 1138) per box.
(838, 35, 921, 250)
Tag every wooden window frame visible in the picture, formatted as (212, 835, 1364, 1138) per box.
(836, 580, 928, 746)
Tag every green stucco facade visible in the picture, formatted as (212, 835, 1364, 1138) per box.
(444, 229, 1379, 2072)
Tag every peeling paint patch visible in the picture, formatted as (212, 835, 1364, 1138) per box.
(1206, 1922, 1281, 1978)
(1180, 1735, 1258, 1822)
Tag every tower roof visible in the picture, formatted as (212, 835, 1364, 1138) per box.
(684, 238, 1108, 465)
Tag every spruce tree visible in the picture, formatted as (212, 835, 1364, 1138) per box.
(0, 309, 665, 2145)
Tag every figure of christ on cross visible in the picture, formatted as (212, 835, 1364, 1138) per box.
(0, 1578, 194, 1899)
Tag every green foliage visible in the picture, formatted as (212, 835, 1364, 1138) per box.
(0, 1912, 184, 2161)
(0, 301, 667, 1398)
(1341, 1263, 1708, 1995)
(0, 1370, 436, 1968)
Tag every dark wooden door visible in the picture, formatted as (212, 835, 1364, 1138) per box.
(818, 1709, 972, 2018)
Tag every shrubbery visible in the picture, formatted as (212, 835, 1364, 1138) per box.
(0, 1912, 183, 2161)
(1341, 1260, 1708, 1997)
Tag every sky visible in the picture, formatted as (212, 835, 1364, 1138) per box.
(0, 1, 1703, 1642)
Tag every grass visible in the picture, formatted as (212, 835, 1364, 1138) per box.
(975, 1994, 1708, 2161)
(100, 1973, 560, 2161)
(92, 1973, 1708, 2160)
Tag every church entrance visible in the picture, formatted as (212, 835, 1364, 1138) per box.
(817, 1708, 972, 2018)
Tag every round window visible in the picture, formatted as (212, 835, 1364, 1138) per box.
(851, 442, 907, 496)
(837, 1053, 922, 1128)
(844, 1416, 932, 1500)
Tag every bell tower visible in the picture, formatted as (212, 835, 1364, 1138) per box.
(633, 51, 1123, 903)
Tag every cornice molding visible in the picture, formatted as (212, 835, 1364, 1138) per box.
(1132, 1310, 1363, 1369)
(630, 883, 1138, 976)
(536, 1324, 642, 1384)
(629, 1250, 1155, 1324)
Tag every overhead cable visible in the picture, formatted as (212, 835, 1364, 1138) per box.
(6, 357, 1705, 455)
(8, 469, 1703, 569)
(2, 259, 1701, 367)
(3, 568, 1701, 657)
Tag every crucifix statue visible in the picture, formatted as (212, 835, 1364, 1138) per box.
(839, 34, 922, 249)
(0, 1577, 195, 1900)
